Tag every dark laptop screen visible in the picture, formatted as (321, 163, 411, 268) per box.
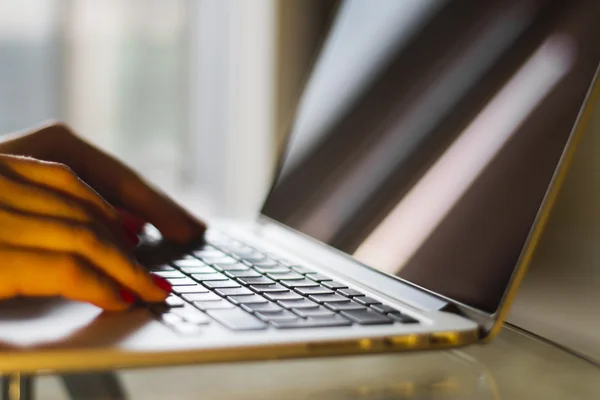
(262, 0, 600, 313)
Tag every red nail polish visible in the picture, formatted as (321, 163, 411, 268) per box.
(119, 288, 136, 304)
(152, 274, 172, 293)
(122, 225, 140, 246)
(117, 208, 147, 234)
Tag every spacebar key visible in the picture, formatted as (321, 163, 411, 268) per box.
(206, 308, 267, 330)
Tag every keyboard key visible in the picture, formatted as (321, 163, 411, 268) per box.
(267, 272, 304, 281)
(166, 277, 197, 286)
(309, 294, 350, 304)
(227, 294, 268, 305)
(305, 315, 352, 327)
(173, 258, 207, 268)
(171, 322, 203, 334)
(292, 306, 335, 318)
(322, 281, 348, 289)
(212, 234, 240, 245)
(215, 238, 242, 247)
(234, 244, 257, 252)
(206, 309, 267, 330)
(225, 270, 261, 279)
(215, 262, 250, 272)
(254, 266, 291, 274)
(171, 304, 211, 324)
(216, 287, 253, 297)
(337, 288, 365, 298)
(203, 280, 241, 289)
(324, 302, 367, 312)
(165, 295, 186, 307)
(228, 246, 256, 257)
(294, 287, 334, 296)
(250, 267, 283, 275)
(193, 300, 235, 310)
(241, 302, 283, 314)
(191, 273, 228, 281)
(237, 277, 275, 286)
(354, 296, 382, 306)
(255, 310, 298, 323)
(252, 259, 280, 268)
(272, 315, 351, 329)
(341, 309, 393, 325)
(157, 312, 183, 326)
(241, 255, 267, 263)
(264, 292, 303, 302)
(147, 264, 175, 272)
(306, 273, 332, 282)
(172, 284, 209, 294)
(370, 304, 400, 314)
(233, 252, 260, 261)
(179, 266, 217, 274)
(272, 257, 292, 266)
(153, 270, 185, 279)
(203, 231, 229, 245)
(182, 293, 221, 302)
(277, 299, 319, 309)
(388, 312, 419, 324)
(204, 256, 238, 265)
(179, 255, 200, 261)
(249, 284, 289, 293)
(290, 266, 313, 274)
(280, 279, 319, 288)
(149, 295, 185, 311)
(193, 248, 226, 259)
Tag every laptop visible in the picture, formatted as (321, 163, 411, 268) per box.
(1, 0, 599, 373)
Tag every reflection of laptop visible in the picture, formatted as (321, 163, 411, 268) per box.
(2, 0, 600, 372)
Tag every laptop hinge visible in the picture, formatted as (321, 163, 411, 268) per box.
(438, 302, 463, 315)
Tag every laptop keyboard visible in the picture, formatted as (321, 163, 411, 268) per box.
(147, 230, 419, 334)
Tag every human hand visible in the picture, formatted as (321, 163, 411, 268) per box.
(0, 122, 206, 310)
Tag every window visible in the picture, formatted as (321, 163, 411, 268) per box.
(0, 0, 277, 219)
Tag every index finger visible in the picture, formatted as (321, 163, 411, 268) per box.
(63, 130, 206, 243)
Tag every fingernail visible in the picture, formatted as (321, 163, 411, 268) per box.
(122, 225, 140, 246)
(117, 208, 147, 234)
(119, 288, 136, 304)
(152, 274, 172, 293)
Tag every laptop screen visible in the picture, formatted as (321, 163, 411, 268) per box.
(262, 0, 600, 314)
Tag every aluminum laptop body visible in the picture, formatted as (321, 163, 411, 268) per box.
(1, 0, 600, 374)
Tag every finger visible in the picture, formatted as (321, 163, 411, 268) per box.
(0, 207, 169, 302)
(0, 124, 205, 242)
(0, 155, 134, 249)
(0, 172, 91, 222)
(0, 245, 131, 311)
(85, 160, 205, 243)
(61, 130, 205, 242)
(0, 155, 119, 224)
(116, 208, 146, 234)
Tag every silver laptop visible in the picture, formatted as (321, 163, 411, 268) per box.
(1, 0, 599, 373)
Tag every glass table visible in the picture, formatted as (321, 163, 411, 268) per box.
(2, 325, 599, 400)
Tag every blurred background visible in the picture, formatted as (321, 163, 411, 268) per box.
(0, 0, 335, 219)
